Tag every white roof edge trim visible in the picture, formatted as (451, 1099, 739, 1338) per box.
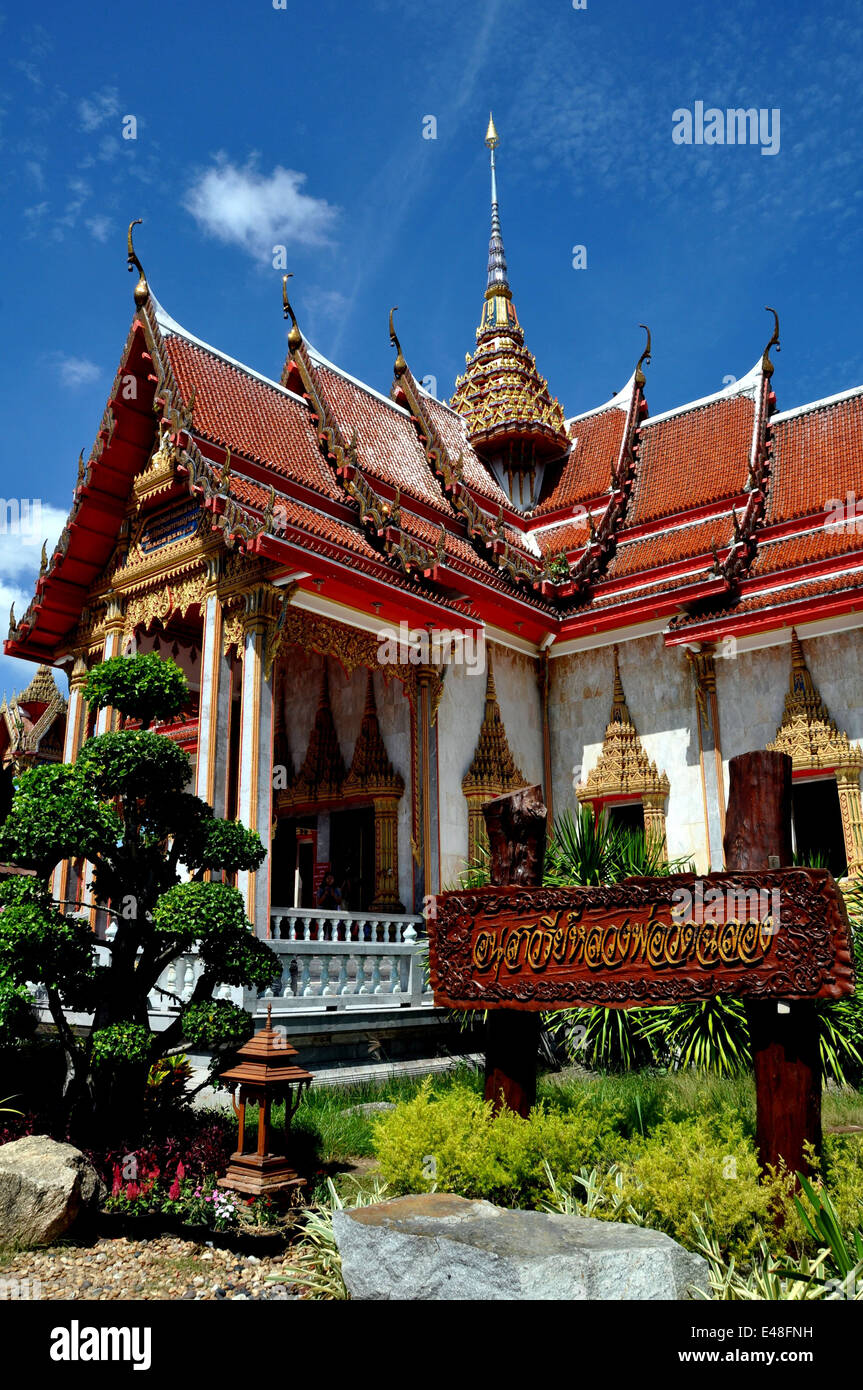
(565, 372, 636, 428)
(771, 382, 863, 424)
(305, 341, 412, 417)
(151, 297, 309, 409)
(641, 358, 763, 428)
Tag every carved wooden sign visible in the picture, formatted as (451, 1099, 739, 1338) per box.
(429, 869, 855, 1012)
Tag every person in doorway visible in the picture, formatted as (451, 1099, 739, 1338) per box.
(317, 872, 341, 910)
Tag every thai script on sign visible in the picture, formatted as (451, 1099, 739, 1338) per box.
(471, 905, 776, 982)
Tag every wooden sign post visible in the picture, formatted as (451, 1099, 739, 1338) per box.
(482, 785, 546, 1117)
(430, 759, 855, 1173)
(724, 751, 822, 1175)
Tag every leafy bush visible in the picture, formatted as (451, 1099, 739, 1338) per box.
(90, 1022, 153, 1069)
(82, 651, 189, 729)
(373, 1079, 626, 1207)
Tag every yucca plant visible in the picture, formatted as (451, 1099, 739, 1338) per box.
(639, 998, 751, 1077)
(692, 1213, 834, 1301)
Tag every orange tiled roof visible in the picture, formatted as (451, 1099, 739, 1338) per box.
(751, 522, 863, 576)
(416, 392, 511, 509)
(533, 407, 626, 515)
(163, 334, 343, 501)
(629, 394, 755, 525)
(313, 362, 450, 515)
(767, 390, 863, 524)
(608, 513, 734, 577)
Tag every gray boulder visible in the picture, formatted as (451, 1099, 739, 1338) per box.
(333, 1192, 709, 1300)
(0, 1136, 104, 1247)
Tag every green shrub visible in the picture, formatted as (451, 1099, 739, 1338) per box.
(612, 1113, 798, 1261)
(373, 1079, 626, 1207)
(82, 651, 188, 729)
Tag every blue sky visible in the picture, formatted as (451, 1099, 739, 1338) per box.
(1, 0, 862, 695)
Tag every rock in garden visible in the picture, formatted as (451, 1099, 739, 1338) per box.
(0, 1136, 104, 1247)
(333, 1192, 709, 1301)
(340, 1102, 397, 1117)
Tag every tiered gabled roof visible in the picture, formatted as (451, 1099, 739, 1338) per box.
(5, 184, 863, 671)
(666, 381, 863, 642)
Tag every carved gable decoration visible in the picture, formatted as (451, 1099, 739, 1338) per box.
(768, 630, 863, 774)
(0, 665, 67, 772)
(344, 671, 404, 799)
(462, 653, 526, 862)
(577, 646, 670, 805)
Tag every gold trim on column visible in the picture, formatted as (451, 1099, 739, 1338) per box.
(538, 647, 553, 826)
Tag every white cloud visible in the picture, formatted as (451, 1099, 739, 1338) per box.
(183, 156, 338, 261)
(0, 504, 71, 697)
(85, 215, 111, 243)
(0, 504, 68, 581)
(53, 355, 100, 389)
(78, 87, 119, 133)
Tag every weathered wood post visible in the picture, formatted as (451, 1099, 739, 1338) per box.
(723, 750, 822, 1174)
(482, 785, 547, 1117)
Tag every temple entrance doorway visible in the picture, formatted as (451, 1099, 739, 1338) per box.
(329, 806, 375, 912)
(792, 775, 847, 878)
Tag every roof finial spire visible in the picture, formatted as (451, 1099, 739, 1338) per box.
(762, 306, 780, 378)
(126, 219, 149, 309)
(484, 113, 510, 302)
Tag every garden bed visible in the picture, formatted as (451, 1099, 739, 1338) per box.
(96, 1210, 296, 1256)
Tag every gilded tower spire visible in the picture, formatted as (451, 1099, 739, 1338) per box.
(485, 113, 510, 301)
(451, 116, 567, 506)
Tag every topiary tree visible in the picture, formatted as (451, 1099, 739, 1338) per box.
(0, 653, 277, 1140)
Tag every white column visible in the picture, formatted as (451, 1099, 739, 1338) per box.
(195, 573, 233, 816)
(235, 586, 280, 936)
(95, 597, 125, 735)
(52, 653, 89, 906)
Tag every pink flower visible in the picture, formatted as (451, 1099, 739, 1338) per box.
(168, 1179, 180, 1200)
(111, 1164, 123, 1197)
(126, 1182, 139, 1200)
(176, 1162, 185, 1181)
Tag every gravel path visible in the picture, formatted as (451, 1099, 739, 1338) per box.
(0, 1234, 301, 1300)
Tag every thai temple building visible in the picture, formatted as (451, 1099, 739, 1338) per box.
(6, 115, 863, 939)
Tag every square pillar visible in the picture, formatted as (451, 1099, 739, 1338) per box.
(236, 585, 282, 935)
(95, 597, 125, 735)
(52, 653, 89, 907)
(195, 568, 233, 817)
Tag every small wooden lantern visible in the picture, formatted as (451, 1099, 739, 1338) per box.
(218, 1004, 313, 1196)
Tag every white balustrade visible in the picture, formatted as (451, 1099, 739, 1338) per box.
(262, 908, 432, 1013)
(28, 910, 433, 1025)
